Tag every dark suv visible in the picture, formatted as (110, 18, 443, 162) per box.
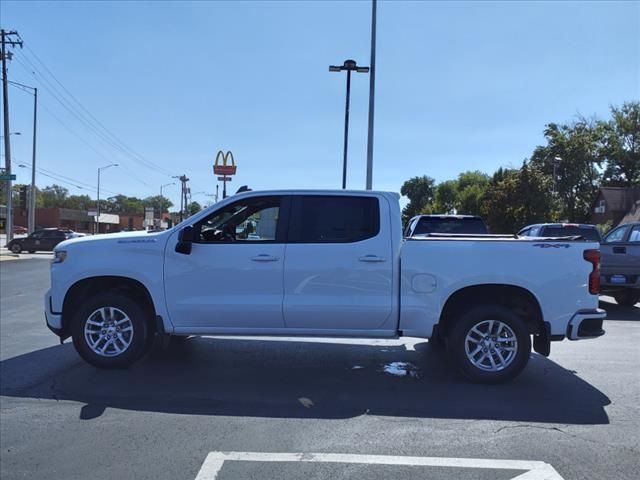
(5, 228, 82, 254)
(517, 223, 602, 242)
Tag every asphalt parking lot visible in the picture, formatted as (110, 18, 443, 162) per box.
(1, 257, 639, 480)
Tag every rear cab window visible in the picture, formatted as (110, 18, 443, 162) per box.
(413, 217, 488, 235)
(288, 195, 380, 243)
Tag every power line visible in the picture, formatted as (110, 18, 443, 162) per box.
(13, 47, 177, 178)
(17, 160, 119, 195)
(13, 86, 155, 191)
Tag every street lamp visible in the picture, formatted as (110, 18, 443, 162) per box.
(9, 79, 38, 234)
(0, 131, 20, 138)
(160, 182, 174, 217)
(329, 59, 369, 189)
(96, 163, 118, 234)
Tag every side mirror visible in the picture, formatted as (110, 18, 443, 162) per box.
(175, 226, 194, 255)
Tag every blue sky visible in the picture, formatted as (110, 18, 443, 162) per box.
(2, 0, 638, 209)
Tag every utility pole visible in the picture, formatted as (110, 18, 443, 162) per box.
(1, 29, 23, 243)
(365, 0, 377, 190)
(174, 175, 189, 222)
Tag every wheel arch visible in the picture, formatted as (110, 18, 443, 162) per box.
(61, 276, 157, 338)
(436, 284, 544, 339)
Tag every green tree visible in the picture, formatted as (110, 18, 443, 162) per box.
(530, 120, 603, 222)
(104, 194, 145, 214)
(400, 175, 436, 223)
(482, 163, 554, 233)
(187, 201, 202, 216)
(601, 102, 640, 187)
(65, 194, 94, 210)
(482, 168, 521, 233)
(142, 195, 173, 215)
(456, 171, 490, 215)
(39, 184, 70, 208)
(432, 180, 458, 213)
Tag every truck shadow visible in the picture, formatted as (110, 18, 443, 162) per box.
(0, 337, 610, 424)
(599, 298, 640, 321)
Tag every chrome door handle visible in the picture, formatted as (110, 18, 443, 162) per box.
(358, 255, 386, 263)
(251, 254, 279, 262)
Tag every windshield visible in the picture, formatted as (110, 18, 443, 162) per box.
(414, 217, 488, 235)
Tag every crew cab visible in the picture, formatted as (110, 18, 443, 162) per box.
(45, 190, 606, 383)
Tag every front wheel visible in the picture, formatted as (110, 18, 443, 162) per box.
(71, 292, 151, 368)
(448, 305, 531, 383)
(614, 290, 640, 307)
(10, 243, 21, 254)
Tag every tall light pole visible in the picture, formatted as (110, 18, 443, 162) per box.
(329, 59, 369, 189)
(160, 182, 174, 203)
(552, 156, 562, 198)
(365, 0, 377, 190)
(96, 163, 117, 234)
(9, 80, 37, 233)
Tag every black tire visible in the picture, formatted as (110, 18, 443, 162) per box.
(614, 290, 640, 307)
(71, 292, 151, 368)
(448, 305, 531, 384)
(428, 333, 447, 352)
(10, 243, 21, 254)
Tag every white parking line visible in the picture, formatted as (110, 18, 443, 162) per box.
(194, 451, 564, 480)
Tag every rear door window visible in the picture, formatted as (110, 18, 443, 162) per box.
(288, 195, 379, 243)
(628, 225, 640, 242)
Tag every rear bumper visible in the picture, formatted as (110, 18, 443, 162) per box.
(566, 308, 606, 340)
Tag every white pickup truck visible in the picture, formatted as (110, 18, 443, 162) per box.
(45, 190, 606, 383)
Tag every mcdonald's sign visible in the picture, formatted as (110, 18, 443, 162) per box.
(213, 150, 237, 176)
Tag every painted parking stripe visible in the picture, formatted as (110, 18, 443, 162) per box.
(194, 451, 564, 480)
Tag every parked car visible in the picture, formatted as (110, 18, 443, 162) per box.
(404, 214, 489, 237)
(45, 190, 605, 383)
(12, 225, 28, 235)
(517, 223, 602, 242)
(600, 222, 640, 307)
(5, 228, 82, 254)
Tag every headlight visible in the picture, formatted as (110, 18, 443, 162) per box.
(53, 250, 67, 264)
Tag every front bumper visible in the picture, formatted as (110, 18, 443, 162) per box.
(566, 308, 606, 340)
(44, 290, 63, 331)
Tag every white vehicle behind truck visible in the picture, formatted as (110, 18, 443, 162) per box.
(45, 190, 606, 383)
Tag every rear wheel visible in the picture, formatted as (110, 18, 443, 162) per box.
(10, 243, 21, 254)
(614, 290, 640, 307)
(71, 292, 150, 368)
(448, 305, 531, 383)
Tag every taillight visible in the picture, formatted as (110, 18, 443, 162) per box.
(583, 249, 600, 295)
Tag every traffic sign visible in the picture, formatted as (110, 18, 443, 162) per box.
(0, 174, 16, 181)
(217, 177, 231, 182)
